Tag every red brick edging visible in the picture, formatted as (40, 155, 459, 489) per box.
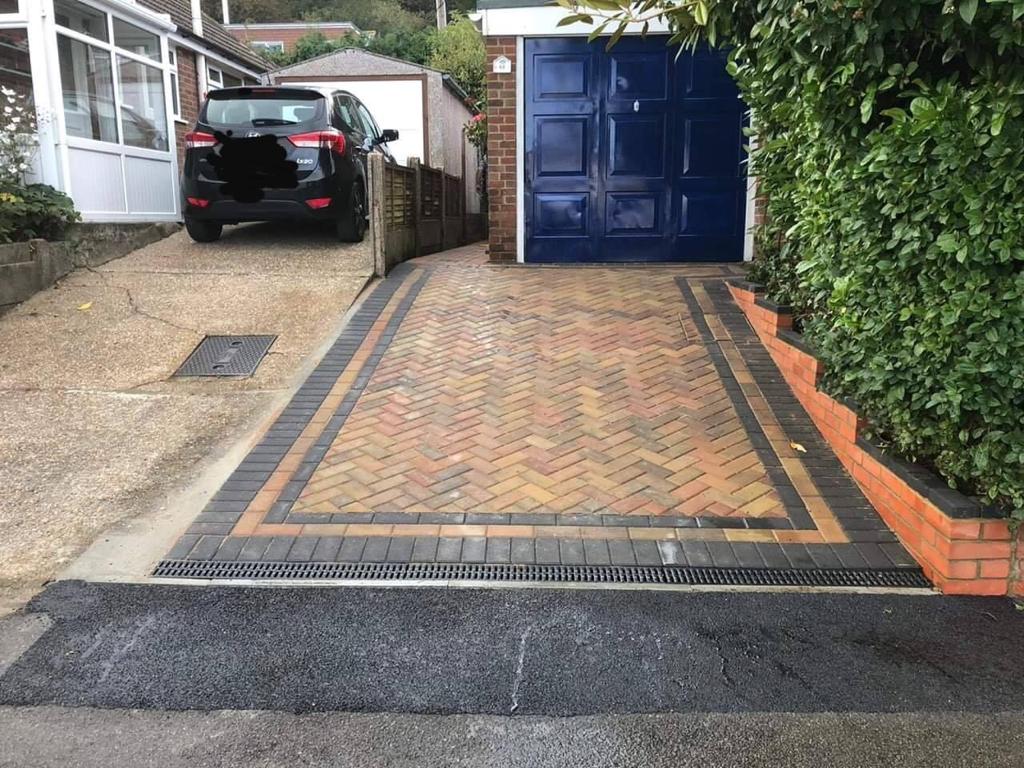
(728, 280, 1023, 596)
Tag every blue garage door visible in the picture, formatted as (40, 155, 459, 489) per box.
(525, 37, 747, 263)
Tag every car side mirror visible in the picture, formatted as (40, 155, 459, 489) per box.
(380, 129, 399, 143)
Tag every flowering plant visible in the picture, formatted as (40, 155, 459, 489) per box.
(0, 86, 35, 187)
(465, 111, 486, 150)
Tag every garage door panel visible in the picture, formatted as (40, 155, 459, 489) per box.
(678, 183, 743, 236)
(536, 117, 590, 177)
(680, 113, 744, 177)
(534, 54, 593, 100)
(680, 47, 741, 100)
(608, 114, 666, 178)
(605, 193, 662, 236)
(534, 193, 590, 237)
(608, 51, 669, 100)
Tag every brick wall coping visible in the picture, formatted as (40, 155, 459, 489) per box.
(732, 277, 1008, 525)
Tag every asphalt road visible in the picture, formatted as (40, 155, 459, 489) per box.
(1, 581, 1022, 715)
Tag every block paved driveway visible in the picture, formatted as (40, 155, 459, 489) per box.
(160, 245, 919, 577)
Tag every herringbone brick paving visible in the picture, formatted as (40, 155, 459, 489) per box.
(293, 267, 787, 519)
(157, 251, 920, 574)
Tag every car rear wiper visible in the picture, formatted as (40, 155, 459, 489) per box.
(250, 118, 298, 127)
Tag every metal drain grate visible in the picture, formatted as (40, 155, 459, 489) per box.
(153, 559, 932, 589)
(174, 335, 277, 377)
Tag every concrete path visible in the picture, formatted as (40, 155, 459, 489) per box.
(0, 223, 371, 614)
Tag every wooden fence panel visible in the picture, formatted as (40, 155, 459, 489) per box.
(369, 157, 484, 276)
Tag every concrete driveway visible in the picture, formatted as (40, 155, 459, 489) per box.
(0, 223, 371, 613)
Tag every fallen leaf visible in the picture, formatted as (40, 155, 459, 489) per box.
(789, 442, 807, 453)
(77, 302, 92, 311)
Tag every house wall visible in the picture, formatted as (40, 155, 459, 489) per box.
(439, 78, 480, 214)
(227, 24, 355, 54)
(483, 36, 517, 263)
(173, 47, 199, 172)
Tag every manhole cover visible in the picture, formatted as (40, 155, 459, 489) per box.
(174, 335, 276, 377)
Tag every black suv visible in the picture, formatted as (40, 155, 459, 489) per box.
(181, 86, 398, 243)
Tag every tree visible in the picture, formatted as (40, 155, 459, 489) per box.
(428, 13, 486, 104)
(225, 0, 427, 32)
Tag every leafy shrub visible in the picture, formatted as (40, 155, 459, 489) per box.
(0, 184, 80, 243)
(571, 0, 1024, 516)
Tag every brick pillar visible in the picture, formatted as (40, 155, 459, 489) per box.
(484, 36, 517, 263)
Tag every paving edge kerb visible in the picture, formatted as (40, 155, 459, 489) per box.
(727, 279, 1024, 597)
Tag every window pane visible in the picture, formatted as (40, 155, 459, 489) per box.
(223, 73, 243, 88)
(117, 56, 167, 150)
(113, 18, 160, 61)
(0, 29, 33, 104)
(203, 91, 324, 129)
(357, 103, 379, 140)
(58, 35, 117, 143)
(54, 0, 109, 42)
(0, 1, 19, 13)
(169, 71, 180, 117)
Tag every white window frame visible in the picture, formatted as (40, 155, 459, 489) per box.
(0, 0, 24, 21)
(168, 47, 182, 122)
(54, 4, 173, 153)
(208, 64, 247, 91)
(51, 0, 180, 220)
(250, 40, 283, 54)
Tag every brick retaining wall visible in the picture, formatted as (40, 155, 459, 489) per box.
(728, 279, 1022, 596)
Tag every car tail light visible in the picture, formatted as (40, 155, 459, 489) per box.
(288, 130, 346, 154)
(305, 197, 333, 210)
(184, 131, 217, 149)
(186, 197, 210, 208)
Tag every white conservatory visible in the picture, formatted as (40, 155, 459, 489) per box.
(0, 0, 260, 221)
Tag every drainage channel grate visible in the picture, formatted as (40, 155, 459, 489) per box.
(153, 559, 932, 589)
(174, 335, 277, 377)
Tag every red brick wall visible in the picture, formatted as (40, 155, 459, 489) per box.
(227, 26, 355, 53)
(484, 36, 517, 263)
(729, 283, 1024, 596)
(173, 47, 200, 173)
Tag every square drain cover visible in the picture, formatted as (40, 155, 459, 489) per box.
(174, 335, 276, 377)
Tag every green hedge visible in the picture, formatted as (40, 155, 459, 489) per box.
(726, 0, 1024, 516)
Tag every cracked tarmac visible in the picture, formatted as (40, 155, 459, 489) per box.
(0, 223, 371, 605)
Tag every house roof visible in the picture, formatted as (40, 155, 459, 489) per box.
(225, 21, 362, 32)
(269, 47, 477, 109)
(138, 0, 270, 71)
(271, 46, 444, 78)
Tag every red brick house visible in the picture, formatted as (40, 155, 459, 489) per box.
(225, 21, 361, 57)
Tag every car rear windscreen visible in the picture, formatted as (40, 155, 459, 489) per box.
(202, 89, 325, 130)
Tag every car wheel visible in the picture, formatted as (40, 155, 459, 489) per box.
(337, 183, 367, 243)
(185, 217, 223, 243)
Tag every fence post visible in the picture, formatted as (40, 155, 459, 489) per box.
(439, 171, 448, 251)
(367, 153, 386, 277)
(409, 157, 422, 259)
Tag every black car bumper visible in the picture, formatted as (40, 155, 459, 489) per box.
(181, 179, 340, 223)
